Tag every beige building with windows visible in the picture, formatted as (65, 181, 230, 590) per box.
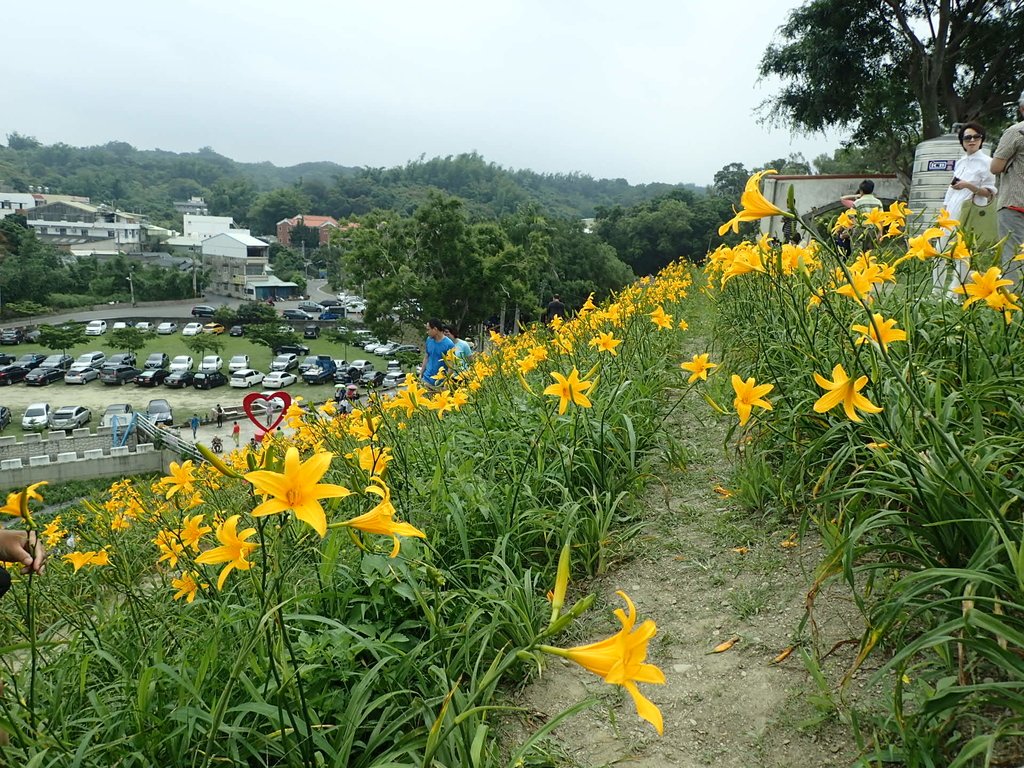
(200, 231, 295, 299)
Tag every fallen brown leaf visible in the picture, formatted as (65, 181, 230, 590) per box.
(710, 636, 739, 654)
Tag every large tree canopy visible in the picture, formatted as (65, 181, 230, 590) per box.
(760, 0, 1024, 177)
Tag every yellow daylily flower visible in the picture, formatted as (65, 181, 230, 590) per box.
(680, 353, 718, 384)
(731, 375, 774, 427)
(589, 331, 622, 355)
(718, 170, 789, 236)
(338, 480, 426, 557)
(649, 306, 673, 330)
(171, 571, 207, 603)
(540, 592, 666, 735)
(954, 267, 1016, 311)
(813, 364, 883, 423)
(0, 481, 47, 519)
(154, 529, 186, 569)
(245, 447, 352, 537)
(543, 367, 594, 415)
(63, 549, 111, 573)
(161, 460, 197, 500)
(195, 514, 260, 589)
(850, 314, 907, 350)
(347, 444, 393, 476)
(935, 208, 960, 231)
(179, 514, 212, 552)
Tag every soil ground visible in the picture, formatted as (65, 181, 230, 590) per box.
(509, 322, 866, 766)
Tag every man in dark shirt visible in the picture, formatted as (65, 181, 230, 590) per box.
(546, 294, 565, 323)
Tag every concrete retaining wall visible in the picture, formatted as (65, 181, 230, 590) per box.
(0, 425, 137, 465)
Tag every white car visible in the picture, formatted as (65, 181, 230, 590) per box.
(182, 322, 204, 336)
(229, 369, 265, 388)
(228, 354, 250, 372)
(111, 321, 129, 330)
(169, 355, 194, 372)
(199, 355, 223, 372)
(135, 321, 152, 332)
(270, 353, 298, 372)
(22, 403, 52, 431)
(346, 302, 366, 314)
(263, 371, 298, 388)
(84, 320, 107, 336)
(156, 322, 177, 335)
(363, 341, 385, 354)
(381, 371, 402, 389)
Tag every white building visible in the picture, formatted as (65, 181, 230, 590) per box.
(167, 214, 239, 253)
(25, 200, 143, 249)
(0, 192, 36, 219)
(201, 231, 296, 299)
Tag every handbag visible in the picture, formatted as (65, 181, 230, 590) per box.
(959, 198, 999, 247)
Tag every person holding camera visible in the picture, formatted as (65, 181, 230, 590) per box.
(934, 122, 998, 296)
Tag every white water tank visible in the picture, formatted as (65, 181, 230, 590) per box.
(908, 131, 969, 230)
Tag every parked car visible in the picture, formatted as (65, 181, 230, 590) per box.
(393, 344, 420, 355)
(363, 341, 386, 354)
(270, 354, 299, 372)
(134, 368, 170, 387)
(263, 371, 298, 388)
(229, 325, 244, 337)
(375, 342, 400, 356)
(111, 321, 131, 330)
(199, 355, 223, 373)
(84, 320, 107, 336)
(64, 364, 99, 384)
(17, 353, 47, 370)
(303, 324, 321, 339)
(282, 309, 313, 321)
(0, 366, 30, 385)
(191, 305, 216, 317)
(144, 352, 170, 370)
(100, 365, 142, 385)
(50, 405, 91, 430)
(74, 351, 106, 370)
(349, 359, 373, 374)
(227, 354, 250, 372)
(182, 322, 204, 336)
(40, 354, 73, 371)
(229, 369, 265, 388)
(318, 310, 344, 321)
(346, 302, 366, 314)
(25, 367, 65, 386)
(0, 405, 11, 431)
(385, 360, 403, 374)
(135, 321, 153, 332)
(169, 355, 194, 372)
(273, 343, 309, 356)
(22, 403, 52, 431)
(203, 322, 226, 335)
(164, 370, 195, 388)
(319, 298, 345, 308)
(0, 353, 14, 365)
(193, 371, 227, 390)
(100, 403, 133, 427)
(108, 352, 137, 367)
(0, 328, 24, 345)
(360, 369, 385, 387)
(146, 398, 173, 426)
(382, 371, 403, 389)
(156, 322, 178, 335)
(298, 300, 324, 314)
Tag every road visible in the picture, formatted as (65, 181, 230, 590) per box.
(0, 279, 346, 329)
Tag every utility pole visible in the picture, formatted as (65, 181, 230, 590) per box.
(126, 272, 136, 307)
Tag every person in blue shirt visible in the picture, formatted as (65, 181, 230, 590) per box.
(443, 324, 473, 369)
(421, 318, 455, 387)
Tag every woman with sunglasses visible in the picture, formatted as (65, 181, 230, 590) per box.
(934, 122, 998, 295)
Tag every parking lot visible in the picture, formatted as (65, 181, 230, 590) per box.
(0, 334, 402, 437)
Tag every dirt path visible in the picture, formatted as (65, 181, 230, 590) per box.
(510, 324, 864, 766)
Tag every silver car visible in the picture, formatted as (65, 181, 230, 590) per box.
(51, 405, 91, 430)
(64, 364, 99, 384)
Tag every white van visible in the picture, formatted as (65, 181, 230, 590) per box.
(75, 351, 107, 370)
(84, 320, 107, 336)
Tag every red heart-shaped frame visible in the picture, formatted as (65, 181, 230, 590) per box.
(242, 391, 293, 433)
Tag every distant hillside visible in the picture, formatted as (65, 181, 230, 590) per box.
(0, 134, 702, 231)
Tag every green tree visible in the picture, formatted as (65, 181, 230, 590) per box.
(245, 324, 301, 354)
(183, 334, 225, 360)
(759, 0, 1024, 178)
(233, 301, 278, 325)
(109, 327, 151, 357)
(208, 178, 258, 225)
(36, 324, 86, 355)
(711, 163, 750, 199)
(248, 188, 312, 236)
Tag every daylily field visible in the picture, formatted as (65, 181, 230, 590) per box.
(3, 171, 1024, 766)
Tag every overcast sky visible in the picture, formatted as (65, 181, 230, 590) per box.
(2, 0, 844, 186)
